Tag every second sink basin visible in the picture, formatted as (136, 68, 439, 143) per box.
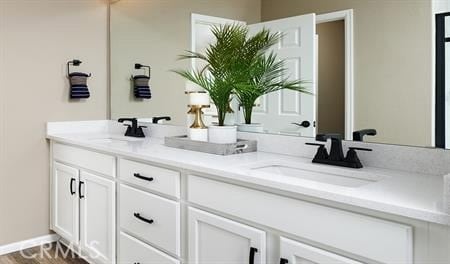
(87, 136, 144, 145)
(249, 162, 386, 188)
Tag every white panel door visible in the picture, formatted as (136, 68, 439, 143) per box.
(246, 14, 317, 136)
(191, 14, 245, 71)
(280, 237, 362, 264)
(53, 162, 79, 245)
(79, 171, 115, 264)
(191, 14, 245, 124)
(188, 207, 266, 264)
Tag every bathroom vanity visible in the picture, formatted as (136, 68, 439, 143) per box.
(47, 121, 450, 264)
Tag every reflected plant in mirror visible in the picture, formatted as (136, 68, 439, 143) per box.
(174, 24, 311, 132)
(173, 24, 245, 127)
(232, 35, 311, 131)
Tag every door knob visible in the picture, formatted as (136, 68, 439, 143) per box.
(280, 258, 289, 264)
(292, 121, 311, 128)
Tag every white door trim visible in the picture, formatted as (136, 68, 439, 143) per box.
(316, 9, 354, 140)
(0, 234, 60, 256)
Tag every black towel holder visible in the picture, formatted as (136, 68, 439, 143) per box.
(131, 63, 151, 79)
(67, 59, 91, 99)
(67, 59, 92, 77)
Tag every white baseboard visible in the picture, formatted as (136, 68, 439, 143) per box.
(0, 234, 60, 256)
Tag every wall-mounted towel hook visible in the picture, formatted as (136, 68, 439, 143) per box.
(134, 63, 151, 78)
(67, 59, 92, 77)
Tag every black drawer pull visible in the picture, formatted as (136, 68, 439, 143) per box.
(280, 258, 289, 264)
(133, 173, 154, 182)
(249, 247, 258, 264)
(70, 178, 76, 195)
(79, 181, 85, 199)
(134, 213, 154, 224)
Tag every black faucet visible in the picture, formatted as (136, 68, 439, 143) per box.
(152, 116, 171, 124)
(306, 133, 372, 168)
(118, 118, 146, 138)
(353, 129, 377, 142)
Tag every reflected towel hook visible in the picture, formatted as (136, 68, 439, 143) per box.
(132, 63, 151, 79)
(67, 59, 91, 77)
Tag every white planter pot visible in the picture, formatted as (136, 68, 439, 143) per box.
(237, 123, 264, 133)
(208, 125, 237, 144)
(189, 128, 208, 142)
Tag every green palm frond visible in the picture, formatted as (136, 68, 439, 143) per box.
(172, 23, 312, 125)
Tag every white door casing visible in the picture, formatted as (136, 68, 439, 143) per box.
(79, 171, 115, 264)
(445, 16, 449, 148)
(280, 237, 362, 264)
(246, 14, 317, 136)
(53, 162, 79, 245)
(316, 9, 354, 140)
(188, 207, 266, 264)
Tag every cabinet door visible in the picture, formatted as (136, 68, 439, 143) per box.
(280, 237, 362, 264)
(53, 162, 79, 244)
(188, 207, 266, 264)
(79, 171, 115, 264)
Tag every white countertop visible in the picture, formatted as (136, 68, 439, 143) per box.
(47, 132, 450, 226)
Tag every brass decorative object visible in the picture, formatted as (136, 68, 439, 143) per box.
(188, 104, 210, 129)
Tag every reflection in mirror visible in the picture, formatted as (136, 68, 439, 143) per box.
(110, 0, 449, 149)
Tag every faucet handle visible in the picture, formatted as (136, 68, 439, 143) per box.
(305, 143, 329, 160)
(344, 147, 372, 168)
(348, 147, 372, 152)
(305, 142, 324, 147)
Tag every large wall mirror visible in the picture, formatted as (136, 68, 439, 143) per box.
(110, 0, 450, 149)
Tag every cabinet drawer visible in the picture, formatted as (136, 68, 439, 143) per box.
(53, 143, 115, 177)
(119, 232, 179, 264)
(187, 175, 413, 264)
(119, 184, 180, 256)
(119, 158, 180, 198)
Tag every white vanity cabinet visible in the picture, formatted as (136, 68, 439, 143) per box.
(49, 140, 450, 264)
(52, 162, 79, 244)
(51, 143, 116, 264)
(79, 171, 115, 264)
(117, 158, 182, 263)
(188, 207, 266, 264)
(279, 237, 362, 264)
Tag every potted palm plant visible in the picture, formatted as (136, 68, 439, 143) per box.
(231, 29, 310, 132)
(174, 24, 247, 143)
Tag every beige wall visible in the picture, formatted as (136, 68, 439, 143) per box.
(0, 0, 108, 245)
(317, 20, 345, 135)
(110, 0, 261, 124)
(262, 0, 433, 146)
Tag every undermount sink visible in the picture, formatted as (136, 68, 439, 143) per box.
(249, 162, 386, 188)
(87, 136, 144, 144)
